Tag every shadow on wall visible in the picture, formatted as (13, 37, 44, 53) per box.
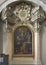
(0, 17, 3, 54)
(40, 21, 46, 65)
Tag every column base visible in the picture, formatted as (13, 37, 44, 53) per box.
(34, 60, 42, 65)
(9, 58, 42, 65)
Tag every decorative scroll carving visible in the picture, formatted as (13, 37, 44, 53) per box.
(1, 3, 31, 25)
(31, 6, 45, 23)
(1, 7, 7, 21)
(1, 2, 46, 32)
(31, 6, 46, 31)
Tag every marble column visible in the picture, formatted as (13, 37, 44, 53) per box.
(3, 24, 13, 63)
(34, 22, 42, 65)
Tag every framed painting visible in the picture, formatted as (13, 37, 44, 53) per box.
(13, 26, 34, 57)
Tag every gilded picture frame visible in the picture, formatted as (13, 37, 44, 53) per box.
(12, 24, 34, 57)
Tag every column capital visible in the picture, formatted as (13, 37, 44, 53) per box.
(33, 20, 41, 32)
(31, 6, 46, 32)
(31, 6, 45, 23)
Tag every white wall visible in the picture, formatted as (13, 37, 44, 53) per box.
(41, 22, 46, 65)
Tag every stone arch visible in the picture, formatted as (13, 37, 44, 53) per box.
(0, 0, 46, 13)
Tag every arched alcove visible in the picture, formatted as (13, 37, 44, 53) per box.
(0, 0, 46, 65)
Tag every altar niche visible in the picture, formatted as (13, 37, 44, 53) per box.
(13, 26, 34, 57)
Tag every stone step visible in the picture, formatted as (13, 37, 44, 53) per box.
(10, 64, 36, 65)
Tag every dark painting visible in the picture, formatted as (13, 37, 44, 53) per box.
(14, 26, 32, 55)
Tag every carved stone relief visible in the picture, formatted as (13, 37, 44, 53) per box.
(1, 2, 46, 32)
